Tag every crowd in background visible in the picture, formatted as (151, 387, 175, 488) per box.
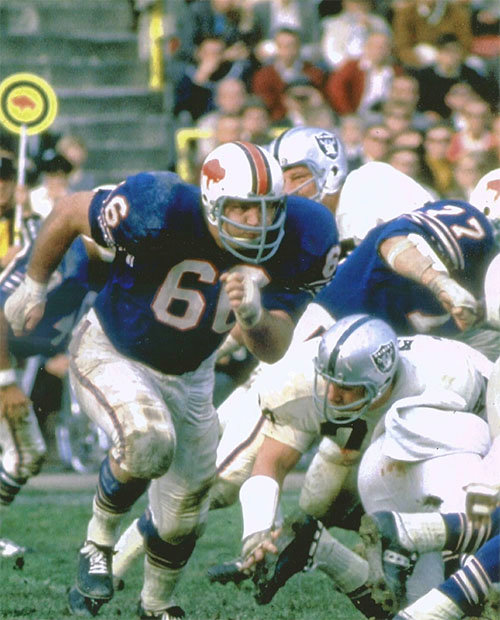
(157, 0, 499, 195)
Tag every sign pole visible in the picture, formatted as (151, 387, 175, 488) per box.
(13, 123, 27, 246)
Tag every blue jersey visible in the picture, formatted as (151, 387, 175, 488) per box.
(315, 199, 497, 337)
(0, 231, 96, 358)
(89, 171, 338, 374)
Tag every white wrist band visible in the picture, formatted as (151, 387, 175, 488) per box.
(0, 368, 17, 387)
(240, 475, 280, 540)
(25, 275, 48, 301)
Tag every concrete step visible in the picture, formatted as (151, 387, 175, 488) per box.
(54, 88, 164, 117)
(1, 2, 132, 34)
(1, 59, 148, 89)
(87, 168, 171, 188)
(52, 114, 171, 148)
(0, 33, 139, 63)
(86, 144, 169, 172)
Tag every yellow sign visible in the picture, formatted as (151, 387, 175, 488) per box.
(0, 72, 58, 135)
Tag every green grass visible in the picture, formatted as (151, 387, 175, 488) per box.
(1, 486, 366, 620)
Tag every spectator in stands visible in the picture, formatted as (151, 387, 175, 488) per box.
(181, 0, 260, 71)
(411, 33, 497, 121)
(29, 150, 73, 220)
(385, 144, 422, 179)
(195, 77, 248, 163)
(391, 0, 473, 69)
(251, 27, 326, 122)
(392, 127, 424, 152)
(447, 97, 496, 163)
(324, 30, 399, 118)
(320, 0, 391, 71)
(470, 0, 500, 80)
(444, 81, 477, 131)
(240, 96, 274, 145)
(280, 78, 330, 128)
(421, 122, 455, 196)
(449, 149, 498, 200)
(386, 72, 432, 131)
(56, 134, 95, 192)
(173, 35, 253, 123)
(380, 99, 415, 137)
(359, 122, 392, 164)
(251, 0, 323, 63)
(339, 114, 366, 171)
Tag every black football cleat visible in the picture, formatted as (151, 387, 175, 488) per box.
(137, 601, 185, 619)
(359, 512, 418, 610)
(67, 586, 106, 617)
(76, 540, 114, 600)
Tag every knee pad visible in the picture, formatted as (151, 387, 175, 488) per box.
(209, 477, 240, 510)
(97, 456, 149, 514)
(124, 428, 175, 479)
(139, 509, 198, 570)
(0, 465, 26, 506)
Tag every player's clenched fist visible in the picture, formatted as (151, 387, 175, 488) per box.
(220, 269, 263, 329)
(4, 275, 47, 336)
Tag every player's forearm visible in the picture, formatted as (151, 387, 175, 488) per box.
(27, 192, 92, 283)
(380, 235, 440, 285)
(240, 310, 294, 363)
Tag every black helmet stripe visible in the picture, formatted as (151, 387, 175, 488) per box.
(271, 128, 293, 162)
(328, 315, 372, 375)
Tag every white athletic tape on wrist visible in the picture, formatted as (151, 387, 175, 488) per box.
(216, 333, 240, 361)
(240, 475, 279, 540)
(0, 368, 17, 387)
(235, 274, 263, 330)
(428, 274, 477, 310)
(4, 275, 48, 334)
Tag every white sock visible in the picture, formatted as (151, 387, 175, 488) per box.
(141, 557, 182, 613)
(398, 588, 463, 620)
(86, 497, 123, 547)
(314, 527, 369, 593)
(113, 518, 144, 578)
(393, 512, 447, 553)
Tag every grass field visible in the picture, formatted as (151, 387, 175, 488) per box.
(2, 482, 367, 620)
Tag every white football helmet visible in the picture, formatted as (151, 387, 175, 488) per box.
(469, 167, 500, 243)
(269, 126, 347, 200)
(313, 314, 399, 424)
(200, 141, 286, 263)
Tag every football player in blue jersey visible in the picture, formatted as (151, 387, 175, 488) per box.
(4, 140, 339, 619)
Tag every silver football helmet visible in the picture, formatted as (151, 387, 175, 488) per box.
(313, 314, 399, 424)
(269, 126, 347, 200)
(200, 141, 286, 264)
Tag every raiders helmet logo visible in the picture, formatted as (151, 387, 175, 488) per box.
(315, 133, 338, 159)
(371, 341, 396, 374)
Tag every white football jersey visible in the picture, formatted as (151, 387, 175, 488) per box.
(335, 161, 434, 244)
(262, 334, 492, 456)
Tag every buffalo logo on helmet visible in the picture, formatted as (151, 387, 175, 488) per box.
(315, 132, 338, 160)
(371, 341, 396, 374)
(202, 159, 226, 187)
(486, 179, 500, 201)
